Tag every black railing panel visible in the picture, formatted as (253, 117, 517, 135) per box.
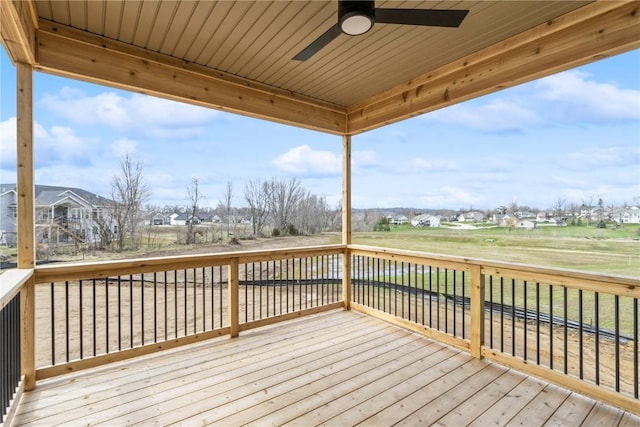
(351, 254, 470, 340)
(484, 274, 639, 400)
(1, 292, 21, 424)
(240, 254, 342, 323)
(37, 267, 228, 368)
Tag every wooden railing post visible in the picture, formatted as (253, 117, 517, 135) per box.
(228, 258, 239, 338)
(342, 134, 352, 310)
(16, 61, 36, 391)
(470, 264, 485, 359)
(342, 248, 351, 310)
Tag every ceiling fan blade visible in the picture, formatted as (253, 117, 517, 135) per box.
(293, 23, 342, 61)
(375, 8, 469, 27)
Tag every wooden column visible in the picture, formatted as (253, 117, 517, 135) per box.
(341, 135, 352, 309)
(228, 258, 239, 337)
(16, 61, 36, 390)
(470, 264, 485, 359)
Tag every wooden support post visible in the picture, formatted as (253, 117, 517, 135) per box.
(470, 264, 485, 359)
(341, 135, 352, 309)
(228, 258, 239, 338)
(16, 61, 36, 390)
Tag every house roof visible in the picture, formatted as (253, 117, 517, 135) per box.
(0, 184, 109, 207)
(2, 1, 638, 136)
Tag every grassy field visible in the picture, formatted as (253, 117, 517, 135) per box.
(344, 224, 640, 278)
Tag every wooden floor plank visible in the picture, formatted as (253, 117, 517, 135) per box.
(505, 384, 571, 426)
(17, 311, 366, 424)
(393, 363, 510, 426)
(581, 401, 624, 426)
(126, 323, 411, 426)
(435, 368, 527, 426)
(45, 316, 397, 426)
(239, 342, 450, 426)
(318, 350, 471, 426)
(10, 309, 638, 427)
(180, 332, 435, 425)
(467, 376, 548, 426)
(356, 359, 489, 426)
(618, 411, 640, 426)
(543, 392, 595, 426)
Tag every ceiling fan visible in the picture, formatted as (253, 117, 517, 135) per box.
(293, 0, 469, 61)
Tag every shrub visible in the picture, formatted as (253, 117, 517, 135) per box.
(373, 217, 391, 232)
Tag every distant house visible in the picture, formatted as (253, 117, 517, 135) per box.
(0, 184, 110, 246)
(613, 207, 640, 224)
(386, 214, 409, 225)
(169, 213, 200, 226)
(459, 211, 484, 222)
(411, 214, 441, 228)
(517, 219, 537, 229)
(151, 213, 171, 226)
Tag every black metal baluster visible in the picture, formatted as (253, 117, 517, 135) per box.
(523, 280, 527, 361)
(105, 278, 109, 354)
(594, 292, 599, 385)
(511, 279, 516, 357)
(65, 281, 69, 362)
(500, 277, 504, 353)
(615, 295, 620, 392)
(183, 269, 187, 336)
(428, 266, 432, 328)
(453, 269, 456, 336)
(634, 297, 638, 398)
(92, 279, 96, 356)
(489, 276, 494, 348)
(436, 267, 440, 331)
(444, 268, 448, 334)
(536, 282, 540, 365)
(563, 286, 568, 374)
(462, 271, 466, 339)
(174, 271, 178, 339)
(51, 282, 55, 364)
(164, 271, 168, 342)
(79, 279, 83, 360)
(129, 275, 134, 348)
(579, 289, 583, 379)
(549, 284, 554, 370)
(141, 273, 145, 345)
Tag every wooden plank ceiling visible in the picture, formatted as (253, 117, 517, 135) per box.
(2, 1, 639, 135)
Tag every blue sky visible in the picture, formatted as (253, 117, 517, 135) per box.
(1, 46, 639, 211)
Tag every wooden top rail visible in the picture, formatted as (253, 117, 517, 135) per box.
(348, 244, 640, 299)
(0, 268, 33, 310)
(34, 245, 346, 284)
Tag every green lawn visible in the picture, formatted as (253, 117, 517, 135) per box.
(347, 224, 640, 278)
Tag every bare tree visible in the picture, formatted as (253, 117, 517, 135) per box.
(267, 177, 303, 234)
(110, 154, 150, 251)
(186, 178, 203, 244)
(553, 196, 567, 218)
(220, 181, 234, 237)
(244, 179, 269, 237)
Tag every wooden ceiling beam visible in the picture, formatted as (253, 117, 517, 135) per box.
(0, 0, 38, 64)
(347, 1, 640, 135)
(35, 21, 347, 135)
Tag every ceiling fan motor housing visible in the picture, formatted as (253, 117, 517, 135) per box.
(339, 0, 375, 35)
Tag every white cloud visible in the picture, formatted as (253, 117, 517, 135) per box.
(424, 69, 639, 132)
(563, 145, 640, 170)
(38, 88, 221, 137)
(272, 144, 341, 176)
(411, 157, 458, 171)
(425, 99, 541, 132)
(353, 150, 381, 170)
(536, 70, 640, 122)
(111, 138, 138, 158)
(0, 118, 17, 168)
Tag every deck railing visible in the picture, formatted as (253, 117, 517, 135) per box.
(348, 244, 639, 414)
(4, 244, 639, 416)
(0, 269, 32, 425)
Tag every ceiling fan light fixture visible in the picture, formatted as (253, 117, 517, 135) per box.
(339, 0, 375, 35)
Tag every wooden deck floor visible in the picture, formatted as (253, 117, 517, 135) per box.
(13, 309, 640, 426)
